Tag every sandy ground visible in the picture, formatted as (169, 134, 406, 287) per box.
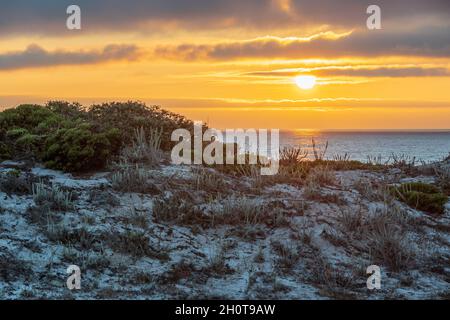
(0, 160, 449, 300)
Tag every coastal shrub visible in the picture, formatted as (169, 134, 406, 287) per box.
(88, 101, 193, 151)
(391, 182, 448, 214)
(44, 122, 121, 171)
(0, 101, 192, 172)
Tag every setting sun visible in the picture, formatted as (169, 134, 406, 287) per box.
(295, 75, 317, 90)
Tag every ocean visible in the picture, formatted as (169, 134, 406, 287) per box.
(222, 130, 450, 164)
(278, 130, 450, 164)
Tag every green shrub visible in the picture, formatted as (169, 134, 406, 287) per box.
(403, 191, 447, 215)
(399, 182, 441, 194)
(88, 101, 193, 151)
(44, 122, 120, 171)
(0, 101, 191, 172)
(392, 182, 448, 215)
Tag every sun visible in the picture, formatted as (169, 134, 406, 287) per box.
(295, 75, 317, 90)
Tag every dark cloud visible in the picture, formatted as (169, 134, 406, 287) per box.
(0, 0, 449, 35)
(154, 27, 450, 60)
(0, 44, 140, 71)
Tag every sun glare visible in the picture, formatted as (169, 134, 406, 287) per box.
(295, 75, 317, 90)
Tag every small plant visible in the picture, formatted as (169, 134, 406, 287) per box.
(32, 182, 73, 211)
(271, 240, 300, 271)
(219, 196, 263, 225)
(153, 194, 211, 227)
(368, 224, 413, 272)
(302, 165, 341, 201)
(26, 203, 57, 226)
(333, 153, 351, 162)
(279, 146, 308, 165)
(0, 170, 33, 195)
(254, 246, 265, 263)
(338, 205, 364, 231)
(305, 165, 336, 187)
(312, 138, 328, 161)
(434, 167, 450, 195)
(366, 155, 385, 166)
(108, 231, 169, 260)
(191, 167, 224, 192)
(204, 243, 233, 275)
(44, 225, 96, 249)
(110, 164, 159, 194)
(389, 154, 418, 174)
(119, 127, 163, 167)
(308, 253, 355, 299)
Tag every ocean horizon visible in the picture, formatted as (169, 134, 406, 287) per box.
(278, 130, 450, 163)
(221, 129, 450, 164)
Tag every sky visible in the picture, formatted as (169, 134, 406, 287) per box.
(1, 0, 450, 129)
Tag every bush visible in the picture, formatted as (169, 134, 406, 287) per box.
(0, 101, 193, 172)
(403, 191, 447, 214)
(44, 122, 120, 171)
(391, 182, 448, 215)
(88, 101, 192, 151)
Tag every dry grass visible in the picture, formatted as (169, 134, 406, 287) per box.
(308, 253, 357, 299)
(119, 127, 163, 168)
(153, 194, 211, 227)
(108, 230, 169, 260)
(337, 205, 365, 232)
(219, 196, 263, 225)
(110, 164, 160, 194)
(312, 138, 328, 161)
(32, 182, 73, 211)
(389, 153, 418, 174)
(306, 165, 336, 187)
(367, 224, 413, 272)
(44, 225, 97, 250)
(192, 167, 225, 192)
(271, 240, 300, 272)
(0, 170, 33, 195)
(434, 167, 450, 195)
(0, 250, 30, 282)
(279, 146, 308, 165)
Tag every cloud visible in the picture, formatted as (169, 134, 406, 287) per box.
(246, 66, 450, 78)
(0, 44, 140, 71)
(0, 0, 449, 36)
(154, 26, 450, 60)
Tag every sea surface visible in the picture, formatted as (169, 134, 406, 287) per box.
(223, 130, 450, 164)
(278, 130, 450, 163)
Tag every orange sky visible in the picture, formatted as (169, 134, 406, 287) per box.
(1, 1, 450, 129)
